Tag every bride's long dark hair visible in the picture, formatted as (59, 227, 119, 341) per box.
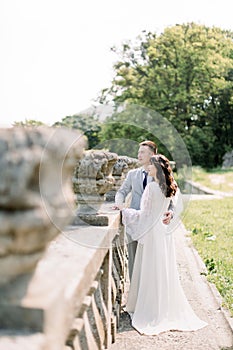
(150, 154, 177, 197)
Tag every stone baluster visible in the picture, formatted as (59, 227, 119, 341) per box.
(73, 150, 118, 226)
(0, 127, 86, 328)
(106, 156, 140, 202)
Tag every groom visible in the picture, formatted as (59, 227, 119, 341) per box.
(115, 140, 174, 280)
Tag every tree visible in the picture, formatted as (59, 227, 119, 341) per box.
(100, 23, 233, 167)
(53, 113, 101, 149)
(13, 119, 47, 127)
(99, 104, 192, 171)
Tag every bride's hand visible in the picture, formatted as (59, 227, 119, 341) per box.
(112, 204, 124, 210)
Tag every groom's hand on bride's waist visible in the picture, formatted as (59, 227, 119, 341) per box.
(163, 211, 173, 225)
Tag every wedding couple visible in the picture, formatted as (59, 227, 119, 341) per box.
(115, 140, 207, 336)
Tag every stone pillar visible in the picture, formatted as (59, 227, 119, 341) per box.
(73, 150, 118, 226)
(106, 156, 139, 202)
(222, 150, 233, 168)
(0, 127, 86, 328)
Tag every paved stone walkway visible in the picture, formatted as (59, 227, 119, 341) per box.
(110, 220, 233, 350)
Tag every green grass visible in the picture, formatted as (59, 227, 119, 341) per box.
(183, 197, 233, 316)
(191, 166, 233, 192)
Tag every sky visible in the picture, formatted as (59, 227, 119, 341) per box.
(1, 0, 233, 127)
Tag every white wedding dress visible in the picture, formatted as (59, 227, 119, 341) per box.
(122, 182, 207, 335)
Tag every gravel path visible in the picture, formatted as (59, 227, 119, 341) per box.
(110, 221, 233, 350)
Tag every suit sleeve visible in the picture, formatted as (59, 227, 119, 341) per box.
(115, 170, 133, 207)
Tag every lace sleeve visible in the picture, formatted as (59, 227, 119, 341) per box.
(122, 184, 158, 242)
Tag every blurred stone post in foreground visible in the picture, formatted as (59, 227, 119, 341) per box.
(0, 127, 86, 326)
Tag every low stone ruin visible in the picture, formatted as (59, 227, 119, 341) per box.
(222, 150, 233, 168)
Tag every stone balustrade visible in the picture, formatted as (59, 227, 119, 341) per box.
(73, 150, 118, 226)
(106, 156, 139, 202)
(64, 208, 126, 350)
(0, 128, 131, 350)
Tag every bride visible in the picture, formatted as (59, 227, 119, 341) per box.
(121, 154, 207, 335)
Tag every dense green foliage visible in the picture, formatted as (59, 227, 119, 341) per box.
(99, 23, 233, 168)
(98, 104, 192, 171)
(14, 23, 233, 167)
(53, 114, 101, 149)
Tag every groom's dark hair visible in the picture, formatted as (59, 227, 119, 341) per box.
(139, 140, 157, 154)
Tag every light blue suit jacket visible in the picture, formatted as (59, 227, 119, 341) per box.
(115, 167, 153, 210)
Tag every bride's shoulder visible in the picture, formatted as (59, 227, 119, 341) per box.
(148, 181, 160, 192)
(148, 181, 159, 187)
(147, 182, 165, 198)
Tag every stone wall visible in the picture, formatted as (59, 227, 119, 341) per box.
(0, 128, 128, 350)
